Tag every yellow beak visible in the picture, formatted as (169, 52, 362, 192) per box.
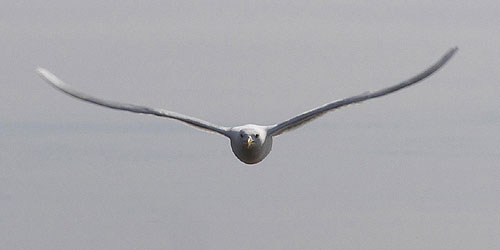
(247, 137, 254, 149)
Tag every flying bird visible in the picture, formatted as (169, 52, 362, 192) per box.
(37, 47, 457, 164)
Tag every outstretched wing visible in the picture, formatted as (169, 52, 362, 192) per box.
(37, 68, 231, 137)
(267, 47, 458, 136)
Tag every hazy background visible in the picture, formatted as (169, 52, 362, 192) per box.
(1, 0, 499, 249)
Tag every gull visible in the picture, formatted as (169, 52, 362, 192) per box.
(37, 47, 457, 164)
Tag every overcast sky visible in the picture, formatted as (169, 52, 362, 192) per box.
(1, 1, 500, 249)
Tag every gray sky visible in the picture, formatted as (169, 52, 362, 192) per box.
(1, 0, 500, 249)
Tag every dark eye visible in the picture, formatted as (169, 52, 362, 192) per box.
(240, 134, 244, 138)
(255, 134, 259, 138)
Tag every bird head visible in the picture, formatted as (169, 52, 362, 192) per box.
(239, 131, 260, 149)
(232, 125, 267, 151)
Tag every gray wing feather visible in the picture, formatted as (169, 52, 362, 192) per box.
(268, 47, 458, 136)
(36, 68, 230, 137)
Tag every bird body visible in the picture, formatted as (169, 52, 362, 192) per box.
(37, 48, 457, 164)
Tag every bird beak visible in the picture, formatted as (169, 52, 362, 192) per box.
(247, 137, 254, 149)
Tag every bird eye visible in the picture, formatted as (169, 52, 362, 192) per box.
(255, 134, 259, 138)
(240, 134, 244, 138)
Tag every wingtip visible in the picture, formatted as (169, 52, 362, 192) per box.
(35, 67, 51, 78)
(449, 46, 459, 55)
(35, 66, 45, 74)
(36, 67, 50, 79)
(35, 67, 65, 88)
(439, 47, 459, 62)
